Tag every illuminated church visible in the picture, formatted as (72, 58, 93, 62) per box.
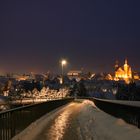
(114, 59, 132, 83)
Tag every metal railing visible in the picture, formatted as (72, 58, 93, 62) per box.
(0, 98, 74, 140)
(90, 98, 140, 128)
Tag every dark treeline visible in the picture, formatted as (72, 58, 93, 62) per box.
(69, 80, 87, 97)
(116, 82, 140, 101)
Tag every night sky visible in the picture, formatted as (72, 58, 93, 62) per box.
(0, 0, 140, 74)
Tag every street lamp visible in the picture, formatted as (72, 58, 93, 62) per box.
(61, 59, 67, 84)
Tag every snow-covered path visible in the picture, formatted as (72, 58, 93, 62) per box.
(34, 102, 82, 140)
(13, 100, 140, 140)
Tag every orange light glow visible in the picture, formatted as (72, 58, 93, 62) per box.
(114, 59, 132, 83)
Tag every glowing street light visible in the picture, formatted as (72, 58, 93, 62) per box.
(61, 60, 67, 74)
(61, 59, 67, 84)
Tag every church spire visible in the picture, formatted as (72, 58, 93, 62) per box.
(115, 60, 119, 71)
(125, 58, 128, 64)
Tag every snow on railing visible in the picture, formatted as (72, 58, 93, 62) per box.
(90, 97, 140, 128)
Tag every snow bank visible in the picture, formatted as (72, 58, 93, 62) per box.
(77, 100, 140, 140)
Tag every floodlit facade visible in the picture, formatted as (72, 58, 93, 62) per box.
(114, 59, 132, 83)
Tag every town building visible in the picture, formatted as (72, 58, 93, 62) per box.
(67, 70, 82, 81)
(114, 59, 132, 83)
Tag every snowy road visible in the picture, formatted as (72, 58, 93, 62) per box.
(34, 102, 82, 140)
(13, 100, 140, 140)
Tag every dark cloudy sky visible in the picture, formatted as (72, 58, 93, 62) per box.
(0, 0, 140, 73)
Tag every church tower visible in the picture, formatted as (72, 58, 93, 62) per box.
(114, 58, 132, 83)
(125, 59, 128, 64)
(124, 58, 128, 73)
(115, 60, 119, 71)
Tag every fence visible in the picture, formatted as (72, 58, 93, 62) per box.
(90, 98, 140, 128)
(0, 98, 74, 140)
